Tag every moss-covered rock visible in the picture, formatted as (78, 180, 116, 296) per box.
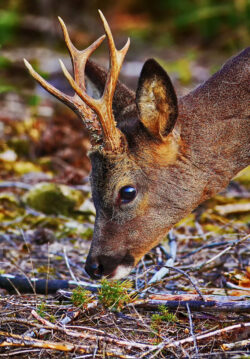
(23, 182, 86, 215)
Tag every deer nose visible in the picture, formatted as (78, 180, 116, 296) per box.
(85, 254, 124, 279)
(85, 253, 134, 280)
(85, 259, 102, 279)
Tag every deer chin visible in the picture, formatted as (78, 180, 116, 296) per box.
(109, 265, 133, 280)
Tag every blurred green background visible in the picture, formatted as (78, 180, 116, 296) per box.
(0, 0, 249, 93)
(0, 0, 249, 181)
(0, 0, 249, 50)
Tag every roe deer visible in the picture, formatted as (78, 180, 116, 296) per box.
(24, 11, 250, 280)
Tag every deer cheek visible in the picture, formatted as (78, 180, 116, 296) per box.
(132, 229, 169, 265)
(135, 192, 149, 215)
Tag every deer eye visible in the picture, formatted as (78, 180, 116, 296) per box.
(118, 186, 137, 204)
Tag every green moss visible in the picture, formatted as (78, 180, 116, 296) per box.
(28, 94, 41, 107)
(151, 305, 178, 332)
(0, 83, 16, 94)
(13, 161, 42, 175)
(36, 265, 56, 276)
(98, 279, 136, 311)
(0, 192, 23, 221)
(71, 287, 93, 308)
(23, 182, 85, 216)
(37, 301, 47, 318)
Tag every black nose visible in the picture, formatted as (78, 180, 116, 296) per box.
(85, 259, 102, 279)
(85, 253, 134, 280)
(85, 254, 122, 279)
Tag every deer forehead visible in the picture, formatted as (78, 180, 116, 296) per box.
(90, 131, 181, 194)
(90, 151, 141, 196)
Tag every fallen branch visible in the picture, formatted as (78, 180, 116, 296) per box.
(0, 330, 135, 358)
(164, 266, 205, 301)
(165, 322, 250, 349)
(226, 282, 250, 291)
(133, 294, 250, 312)
(0, 274, 99, 294)
(137, 322, 250, 357)
(29, 310, 81, 338)
(0, 330, 89, 353)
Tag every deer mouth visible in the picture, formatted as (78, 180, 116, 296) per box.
(108, 264, 133, 280)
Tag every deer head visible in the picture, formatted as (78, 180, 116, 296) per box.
(25, 12, 250, 279)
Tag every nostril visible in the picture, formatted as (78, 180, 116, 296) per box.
(91, 263, 103, 279)
(90, 263, 98, 271)
(85, 260, 103, 279)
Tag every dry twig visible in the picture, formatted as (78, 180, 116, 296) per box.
(31, 310, 155, 351)
(221, 338, 250, 351)
(165, 322, 250, 349)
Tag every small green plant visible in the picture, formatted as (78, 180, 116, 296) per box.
(98, 279, 136, 311)
(49, 314, 56, 323)
(151, 305, 178, 331)
(37, 301, 47, 318)
(71, 287, 92, 308)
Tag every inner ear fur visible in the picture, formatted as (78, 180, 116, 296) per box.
(136, 59, 178, 141)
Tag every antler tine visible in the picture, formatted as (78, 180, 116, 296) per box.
(58, 15, 122, 147)
(58, 17, 105, 91)
(59, 59, 103, 116)
(24, 58, 103, 145)
(24, 16, 105, 107)
(59, 11, 130, 152)
(24, 58, 73, 108)
(98, 10, 130, 105)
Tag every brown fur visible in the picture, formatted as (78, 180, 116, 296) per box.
(85, 48, 250, 278)
(142, 132, 181, 166)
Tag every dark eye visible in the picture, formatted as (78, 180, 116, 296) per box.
(118, 186, 137, 204)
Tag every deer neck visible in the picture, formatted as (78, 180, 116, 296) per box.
(177, 48, 250, 200)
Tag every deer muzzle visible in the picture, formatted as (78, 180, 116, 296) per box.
(85, 252, 134, 280)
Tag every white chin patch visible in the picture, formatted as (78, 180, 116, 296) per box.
(111, 265, 132, 280)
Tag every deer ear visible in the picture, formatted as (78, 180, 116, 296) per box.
(136, 59, 178, 141)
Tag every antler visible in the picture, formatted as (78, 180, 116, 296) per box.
(24, 32, 105, 146)
(24, 11, 130, 153)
